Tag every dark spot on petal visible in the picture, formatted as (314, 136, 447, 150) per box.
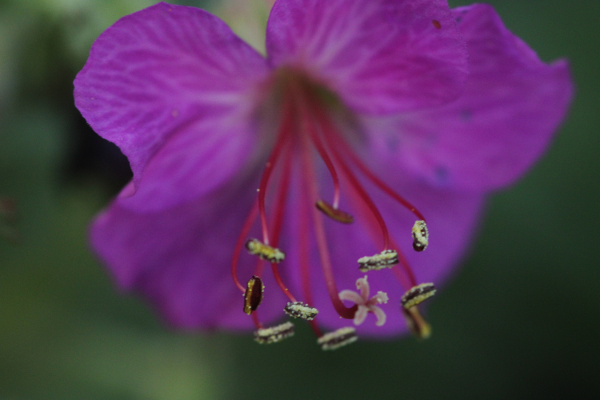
(384, 133, 400, 151)
(434, 166, 449, 185)
(432, 20, 441, 29)
(455, 9, 468, 24)
(460, 110, 472, 121)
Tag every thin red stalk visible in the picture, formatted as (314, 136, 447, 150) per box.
(231, 201, 259, 293)
(311, 193, 357, 319)
(255, 136, 291, 277)
(309, 320, 323, 337)
(270, 260, 297, 303)
(298, 89, 342, 209)
(254, 259, 266, 280)
(251, 311, 264, 329)
(298, 142, 323, 337)
(315, 113, 391, 250)
(311, 101, 419, 289)
(343, 182, 415, 289)
(330, 121, 426, 222)
(267, 142, 297, 303)
(269, 142, 293, 247)
(389, 237, 417, 288)
(300, 119, 357, 320)
(338, 189, 417, 289)
(391, 264, 414, 290)
(299, 158, 316, 309)
(257, 99, 294, 245)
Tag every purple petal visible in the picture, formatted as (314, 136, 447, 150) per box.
(75, 2, 270, 209)
(266, 0, 468, 114)
(116, 113, 263, 212)
(90, 176, 288, 330)
(371, 4, 573, 190)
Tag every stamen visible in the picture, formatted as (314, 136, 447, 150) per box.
(385, 234, 418, 290)
(315, 199, 354, 224)
(243, 275, 265, 315)
(263, 140, 300, 303)
(284, 302, 318, 320)
(317, 327, 358, 350)
(301, 132, 358, 320)
(231, 201, 259, 293)
(251, 309, 264, 329)
(299, 167, 323, 337)
(357, 249, 399, 272)
(401, 283, 436, 309)
(254, 321, 295, 344)
(412, 220, 429, 252)
(245, 238, 285, 263)
(402, 307, 432, 340)
(311, 198, 358, 318)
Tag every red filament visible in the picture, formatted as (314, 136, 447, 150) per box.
(231, 73, 427, 332)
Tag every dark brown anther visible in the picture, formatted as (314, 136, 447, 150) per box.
(432, 19, 442, 29)
(317, 327, 358, 350)
(315, 200, 354, 224)
(243, 275, 265, 315)
(402, 307, 431, 340)
(254, 322, 295, 344)
(401, 283, 436, 309)
(412, 220, 429, 252)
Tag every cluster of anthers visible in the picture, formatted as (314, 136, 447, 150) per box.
(230, 73, 438, 350)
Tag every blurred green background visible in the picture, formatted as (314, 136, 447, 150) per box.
(0, 0, 598, 399)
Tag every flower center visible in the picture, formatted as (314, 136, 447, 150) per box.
(231, 68, 432, 342)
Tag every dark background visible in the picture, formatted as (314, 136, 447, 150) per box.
(0, 0, 598, 398)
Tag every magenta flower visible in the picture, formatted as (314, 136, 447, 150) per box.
(74, 1, 572, 343)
